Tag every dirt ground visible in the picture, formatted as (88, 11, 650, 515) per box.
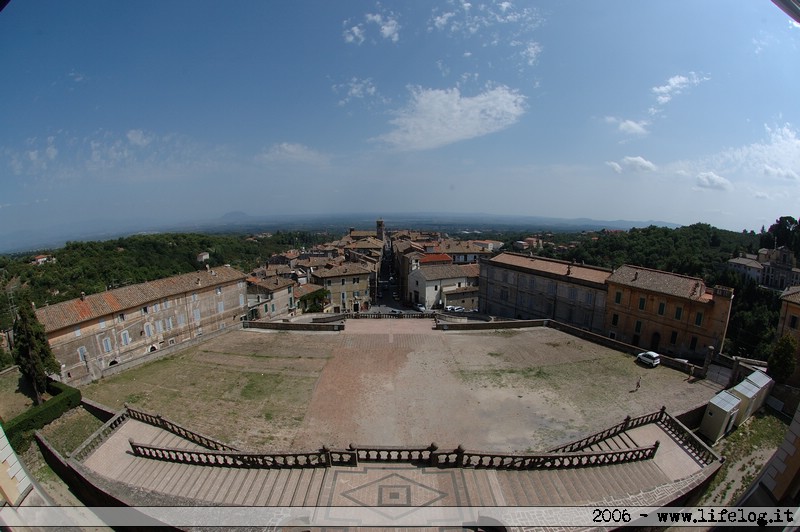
(78, 320, 723, 453)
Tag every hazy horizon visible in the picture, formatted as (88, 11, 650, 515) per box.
(2, 2, 799, 248)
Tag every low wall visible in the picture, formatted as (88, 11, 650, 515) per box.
(80, 398, 118, 423)
(68, 325, 241, 387)
(0, 364, 19, 377)
(435, 319, 547, 331)
(244, 320, 344, 332)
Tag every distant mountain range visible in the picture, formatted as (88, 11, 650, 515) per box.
(0, 212, 681, 254)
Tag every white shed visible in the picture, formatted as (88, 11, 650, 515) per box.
(744, 370, 773, 412)
(730, 379, 761, 426)
(700, 390, 741, 444)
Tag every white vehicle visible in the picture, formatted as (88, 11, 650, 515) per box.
(414, 303, 426, 311)
(636, 351, 661, 367)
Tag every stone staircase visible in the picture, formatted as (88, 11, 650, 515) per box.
(76, 407, 716, 509)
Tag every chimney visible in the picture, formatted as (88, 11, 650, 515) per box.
(196, 277, 201, 286)
(80, 292, 86, 301)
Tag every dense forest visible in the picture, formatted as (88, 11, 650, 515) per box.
(2, 217, 799, 361)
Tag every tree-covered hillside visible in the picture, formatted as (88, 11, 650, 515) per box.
(0, 231, 328, 329)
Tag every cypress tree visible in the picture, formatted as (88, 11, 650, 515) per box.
(12, 300, 60, 404)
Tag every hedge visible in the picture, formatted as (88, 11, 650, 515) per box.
(1, 380, 82, 452)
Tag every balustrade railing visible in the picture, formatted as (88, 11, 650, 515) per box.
(548, 410, 662, 453)
(125, 405, 238, 451)
(656, 408, 721, 466)
(129, 440, 328, 468)
(117, 407, 720, 472)
(71, 409, 129, 461)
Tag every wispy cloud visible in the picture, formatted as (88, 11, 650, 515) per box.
(343, 8, 401, 45)
(377, 84, 527, 151)
(650, 72, 709, 107)
(332, 77, 381, 107)
(695, 171, 731, 190)
(257, 142, 330, 166)
(126, 129, 152, 147)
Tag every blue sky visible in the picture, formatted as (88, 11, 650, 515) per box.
(1, 1, 799, 244)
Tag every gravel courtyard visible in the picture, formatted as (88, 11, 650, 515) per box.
(80, 319, 723, 453)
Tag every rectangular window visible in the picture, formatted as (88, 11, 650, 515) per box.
(99, 317, 106, 329)
(327, 279, 331, 287)
(638, 297, 646, 311)
(341, 279, 346, 286)
(177, 314, 186, 326)
(153, 303, 160, 312)
(156, 320, 164, 334)
(352, 277, 358, 284)
(271, 303, 275, 312)
(791, 315, 798, 329)
(614, 291, 622, 304)
(670, 331, 678, 345)
(77, 346, 87, 362)
(690, 336, 698, 351)
(585, 292, 594, 304)
(217, 301, 224, 313)
(635, 320, 642, 334)
(695, 312, 704, 326)
(74, 326, 81, 337)
(239, 294, 245, 307)
(121, 330, 130, 346)
(658, 302, 665, 316)
(141, 306, 148, 315)
(216, 287, 222, 295)
(192, 293, 198, 302)
(569, 288, 577, 301)
(548, 282, 556, 295)
(675, 307, 683, 320)
(611, 314, 619, 326)
(529, 278, 536, 290)
(163, 299, 170, 309)
(354, 291, 359, 298)
(435, 285, 439, 291)
(193, 309, 201, 323)
(166, 317, 173, 331)
(102, 337, 112, 353)
(144, 323, 152, 337)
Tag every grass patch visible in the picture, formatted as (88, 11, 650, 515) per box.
(701, 410, 789, 505)
(487, 352, 503, 358)
(241, 373, 283, 400)
(457, 366, 550, 387)
(38, 407, 106, 456)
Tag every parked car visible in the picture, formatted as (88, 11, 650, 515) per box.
(453, 306, 465, 312)
(414, 303, 426, 312)
(636, 351, 661, 367)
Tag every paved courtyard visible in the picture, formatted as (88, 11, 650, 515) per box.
(81, 319, 723, 453)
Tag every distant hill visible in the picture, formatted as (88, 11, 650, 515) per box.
(0, 211, 681, 254)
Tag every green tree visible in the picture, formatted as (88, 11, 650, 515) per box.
(768, 335, 798, 384)
(12, 300, 60, 404)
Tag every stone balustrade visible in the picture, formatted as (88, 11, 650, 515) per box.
(125, 405, 238, 451)
(129, 440, 328, 468)
(71, 409, 129, 461)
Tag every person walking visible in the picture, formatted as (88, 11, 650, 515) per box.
(635, 376, 641, 391)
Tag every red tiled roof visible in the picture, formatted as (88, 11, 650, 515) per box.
(420, 253, 452, 264)
(489, 253, 611, 285)
(36, 266, 246, 332)
(607, 265, 711, 300)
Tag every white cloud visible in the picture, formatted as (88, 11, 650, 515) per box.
(366, 12, 400, 43)
(618, 119, 648, 136)
(332, 77, 380, 106)
(257, 143, 330, 166)
(343, 24, 365, 45)
(651, 72, 708, 106)
(706, 124, 800, 180)
(126, 129, 152, 147)
(605, 161, 622, 173)
(764, 164, 799, 180)
(615, 155, 657, 172)
(519, 41, 543, 66)
(67, 69, 85, 83)
(605, 116, 649, 136)
(695, 171, 731, 190)
(377, 84, 527, 151)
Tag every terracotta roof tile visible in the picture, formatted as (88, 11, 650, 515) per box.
(36, 266, 246, 332)
(489, 253, 611, 285)
(607, 264, 710, 300)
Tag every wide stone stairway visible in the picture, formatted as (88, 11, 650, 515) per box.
(71, 405, 720, 513)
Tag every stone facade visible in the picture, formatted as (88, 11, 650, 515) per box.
(605, 265, 733, 360)
(311, 264, 371, 313)
(35, 266, 248, 385)
(480, 253, 611, 333)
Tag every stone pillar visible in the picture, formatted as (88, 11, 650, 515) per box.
(699, 344, 714, 379)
